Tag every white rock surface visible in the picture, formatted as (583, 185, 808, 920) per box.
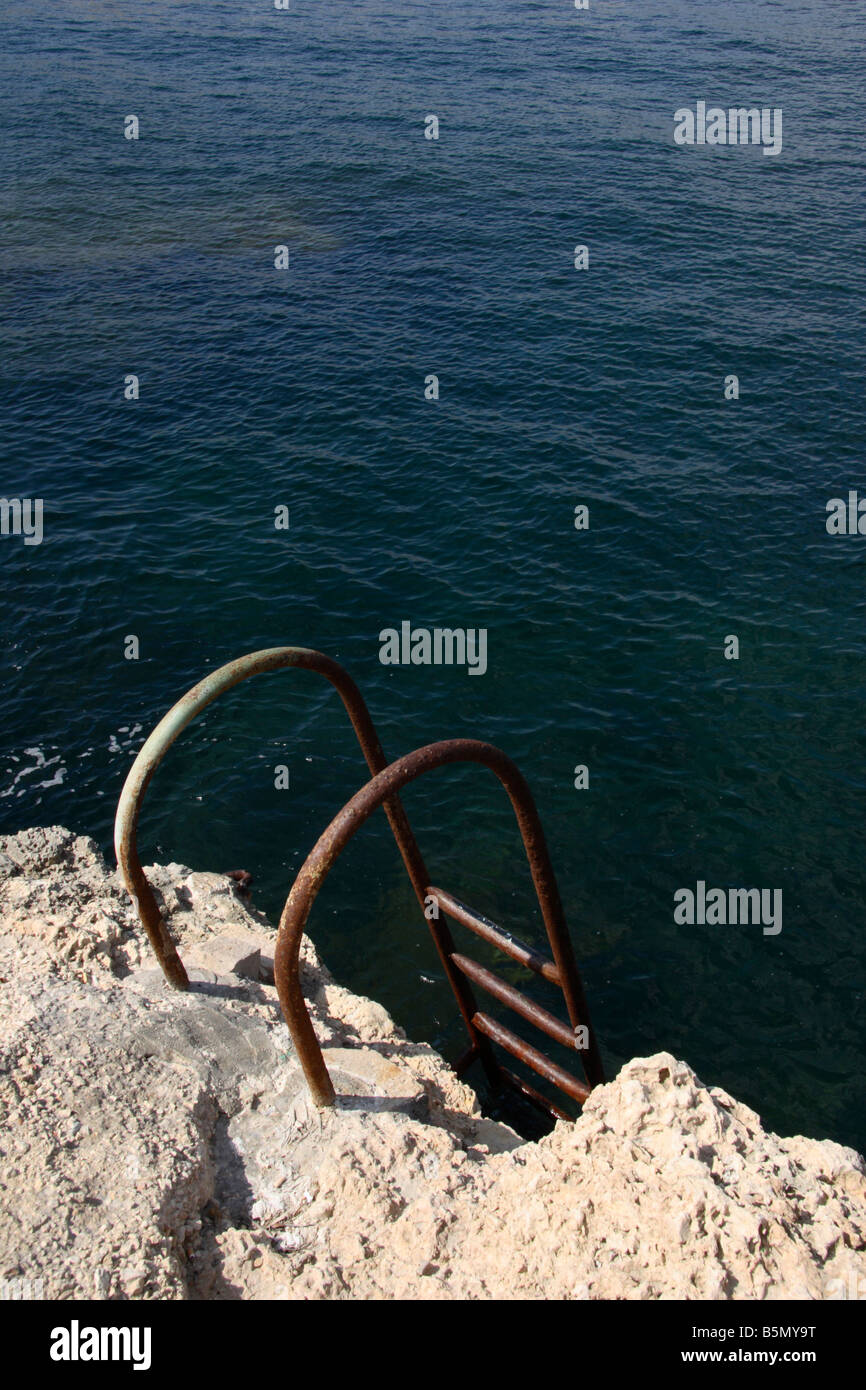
(0, 826, 864, 1301)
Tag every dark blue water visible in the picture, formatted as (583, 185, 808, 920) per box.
(2, 1, 865, 1145)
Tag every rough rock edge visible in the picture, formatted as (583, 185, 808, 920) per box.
(0, 826, 864, 1302)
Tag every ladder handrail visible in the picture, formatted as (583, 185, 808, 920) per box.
(114, 646, 434, 990)
(274, 738, 604, 1109)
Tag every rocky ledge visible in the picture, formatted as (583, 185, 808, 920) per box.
(1, 826, 864, 1301)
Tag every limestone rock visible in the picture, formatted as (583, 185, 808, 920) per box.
(184, 931, 262, 982)
(1, 825, 864, 1302)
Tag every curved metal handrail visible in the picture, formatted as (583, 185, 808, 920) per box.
(114, 646, 430, 990)
(274, 738, 603, 1108)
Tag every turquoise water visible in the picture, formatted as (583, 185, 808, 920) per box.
(2, 2, 865, 1143)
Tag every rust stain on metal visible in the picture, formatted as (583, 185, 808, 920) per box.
(428, 885, 562, 984)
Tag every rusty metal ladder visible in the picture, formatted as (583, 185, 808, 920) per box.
(115, 647, 604, 1123)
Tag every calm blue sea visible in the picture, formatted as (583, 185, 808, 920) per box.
(2, 1, 865, 1143)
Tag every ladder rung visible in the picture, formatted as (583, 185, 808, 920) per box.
(500, 1067, 573, 1124)
(427, 886, 561, 984)
(451, 952, 579, 1051)
(472, 1011, 590, 1103)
